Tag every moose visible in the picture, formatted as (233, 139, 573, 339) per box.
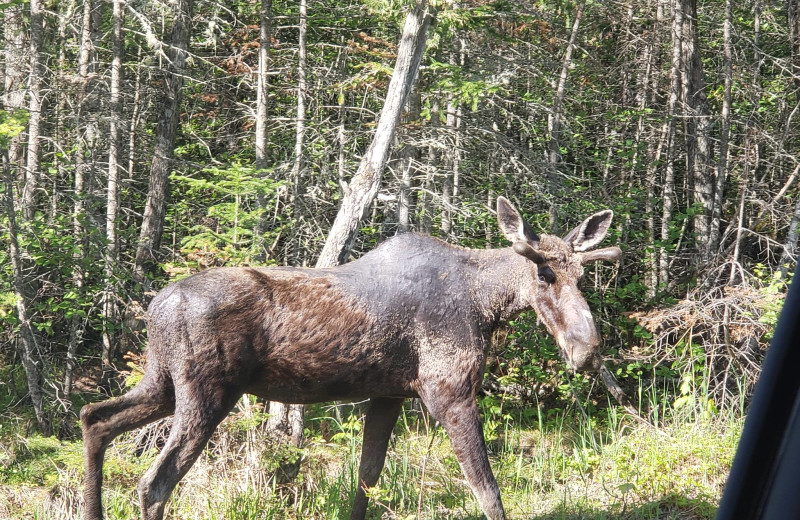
(81, 196, 620, 520)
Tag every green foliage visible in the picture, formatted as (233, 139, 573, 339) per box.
(0, 434, 83, 487)
(754, 263, 791, 339)
(0, 109, 28, 148)
(170, 163, 284, 268)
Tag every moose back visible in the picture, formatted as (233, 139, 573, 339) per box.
(81, 196, 620, 520)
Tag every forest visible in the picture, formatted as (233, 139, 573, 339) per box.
(1, 0, 798, 517)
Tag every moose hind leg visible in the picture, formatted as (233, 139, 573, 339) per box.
(137, 389, 239, 520)
(350, 397, 404, 520)
(81, 369, 174, 520)
(429, 398, 506, 520)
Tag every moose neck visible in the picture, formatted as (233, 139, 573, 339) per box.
(467, 246, 535, 326)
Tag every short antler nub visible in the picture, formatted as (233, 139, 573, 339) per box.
(579, 246, 622, 264)
(513, 241, 546, 265)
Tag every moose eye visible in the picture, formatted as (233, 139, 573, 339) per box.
(537, 266, 555, 284)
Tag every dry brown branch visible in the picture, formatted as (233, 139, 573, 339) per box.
(627, 283, 781, 410)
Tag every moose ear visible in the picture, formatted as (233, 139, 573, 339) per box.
(564, 210, 614, 252)
(497, 196, 539, 247)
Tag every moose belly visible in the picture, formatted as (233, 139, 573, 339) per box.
(243, 340, 419, 404)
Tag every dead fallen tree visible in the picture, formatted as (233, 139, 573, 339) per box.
(627, 283, 782, 412)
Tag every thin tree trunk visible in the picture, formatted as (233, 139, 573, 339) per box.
(790, 0, 800, 106)
(441, 97, 462, 236)
(681, 0, 714, 260)
(289, 0, 308, 265)
(730, 0, 762, 283)
(268, 0, 307, 453)
(315, 0, 433, 267)
(101, 0, 124, 374)
(3, 4, 27, 170)
(546, 5, 582, 232)
(729, 166, 748, 285)
(440, 40, 464, 238)
(21, 0, 44, 219)
(3, 152, 50, 436)
(660, 0, 683, 288)
(64, 0, 96, 427)
(397, 155, 412, 232)
(10, 0, 49, 435)
(254, 0, 272, 259)
(127, 46, 144, 183)
(632, 0, 660, 298)
(133, 0, 194, 288)
(710, 0, 733, 257)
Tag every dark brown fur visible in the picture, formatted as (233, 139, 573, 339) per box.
(80, 197, 619, 520)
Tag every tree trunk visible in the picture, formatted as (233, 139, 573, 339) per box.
(3, 152, 50, 436)
(268, 0, 307, 454)
(397, 155, 413, 233)
(21, 0, 44, 219)
(634, 3, 661, 298)
(3, 4, 27, 170)
(660, 0, 684, 288)
(440, 42, 463, 238)
(681, 0, 714, 261)
(64, 0, 96, 431)
(730, 0, 762, 284)
(289, 0, 308, 265)
(101, 0, 124, 374)
(315, 0, 433, 267)
(133, 0, 194, 288)
(254, 0, 273, 260)
(127, 46, 144, 183)
(710, 0, 733, 258)
(790, 0, 800, 106)
(546, 5, 582, 232)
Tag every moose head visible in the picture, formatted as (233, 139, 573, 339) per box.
(497, 196, 621, 372)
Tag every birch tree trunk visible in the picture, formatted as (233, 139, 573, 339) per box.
(315, 0, 433, 267)
(133, 0, 194, 288)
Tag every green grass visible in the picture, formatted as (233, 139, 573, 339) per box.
(0, 398, 740, 520)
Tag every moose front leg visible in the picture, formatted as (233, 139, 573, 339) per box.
(350, 397, 405, 520)
(426, 395, 506, 520)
